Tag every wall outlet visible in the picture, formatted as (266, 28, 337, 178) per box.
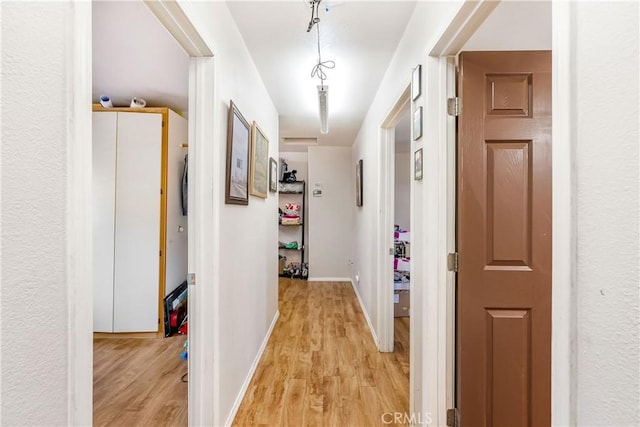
(355, 273, 360, 284)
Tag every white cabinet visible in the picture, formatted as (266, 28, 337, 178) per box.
(92, 108, 187, 333)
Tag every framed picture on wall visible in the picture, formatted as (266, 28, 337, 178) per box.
(411, 64, 421, 101)
(225, 100, 250, 205)
(249, 122, 269, 199)
(414, 148, 423, 181)
(269, 157, 278, 193)
(413, 106, 423, 140)
(356, 159, 363, 207)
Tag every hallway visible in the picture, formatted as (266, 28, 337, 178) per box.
(232, 279, 409, 426)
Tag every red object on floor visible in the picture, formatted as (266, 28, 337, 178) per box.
(178, 322, 188, 335)
(170, 311, 178, 327)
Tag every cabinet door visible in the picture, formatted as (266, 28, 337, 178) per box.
(113, 112, 162, 332)
(165, 110, 189, 295)
(93, 112, 117, 332)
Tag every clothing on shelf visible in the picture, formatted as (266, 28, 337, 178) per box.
(280, 202, 301, 225)
(393, 225, 410, 317)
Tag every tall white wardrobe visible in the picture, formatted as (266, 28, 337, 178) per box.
(92, 106, 188, 334)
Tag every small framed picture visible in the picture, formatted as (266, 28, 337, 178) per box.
(411, 65, 421, 101)
(356, 159, 363, 207)
(269, 157, 278, 193)
(414, 148, 423, 181)
(413, 106, 422, 140)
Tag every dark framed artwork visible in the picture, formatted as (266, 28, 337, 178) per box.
(268, 157, 278, 193)
(356, 159, 363, 207)
(411, 64, 421, 101)
(249, 122, 269, 199)
(414, 148, 423, 181)
(413, 106, 423, 140)
(225, 100, 250, 205)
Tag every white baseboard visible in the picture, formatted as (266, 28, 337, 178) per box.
(224, 310, 280, 426)
(349, 279, 379, 348)
(307, 277, 352, 282)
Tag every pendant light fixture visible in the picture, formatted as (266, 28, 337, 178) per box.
(307, 0, 334, 134)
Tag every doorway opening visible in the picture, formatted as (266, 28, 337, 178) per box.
(91, 2, 190, 425)
(85, 1, 215, 425)
(378, 84, 415, 409)
(430, 0, 552, 423)
(392, 106, 412, 402)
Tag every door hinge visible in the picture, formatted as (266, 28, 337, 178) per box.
(187, 273, 196, 286)
(447, 252, 459, 272)
(447, 408, 459, 427)
(447, 97, 460, 116)
(162, 121, 165, 127)
(159, 250, 162, 256)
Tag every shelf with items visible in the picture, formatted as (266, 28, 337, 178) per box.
(278, 180, 308, 279)
(393, 226, 410, 317)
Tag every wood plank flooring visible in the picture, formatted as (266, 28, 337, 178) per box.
(93, 334, 188, 426)
(233, 278, 410, 426)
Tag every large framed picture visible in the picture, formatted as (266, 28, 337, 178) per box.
(225, 100, 250, 205)
(250, 122, 269, 199)
(356, 159, 363, 207)
(269, 157, 278, 193)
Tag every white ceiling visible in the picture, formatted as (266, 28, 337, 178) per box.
(227, 1, 417, 151)
(91, 0, 551, 150)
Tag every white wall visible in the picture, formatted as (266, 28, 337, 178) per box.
(177, 2, 280, 424)
(394, 151, 411, 231)
(307, 147, 354, 279)
(571, 2, 639, 424)
(1, 2, 74, 424)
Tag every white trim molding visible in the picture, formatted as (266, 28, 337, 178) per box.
(307, 277, 352, 282)
(224, 311, 280, 426)
(143, 0, 212, 57)
(551, 1, 577, 425)
(187, 55, 217, 427)
(67, 1, 93, 424)
(350, 279, 379, 349)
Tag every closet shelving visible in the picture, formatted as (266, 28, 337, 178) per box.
(278, 180, 306, 278)
(394, 229, 410, 317)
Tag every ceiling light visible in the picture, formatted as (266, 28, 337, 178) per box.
(318, 85, 329, 134)
(307, 0, 334, 134)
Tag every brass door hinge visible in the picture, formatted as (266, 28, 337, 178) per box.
(447, 408, 459, 427)
(447, 97, 460, 116)
(447, 252, 459, 272)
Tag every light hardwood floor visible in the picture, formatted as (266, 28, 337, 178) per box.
(233, 278, 410, 426)
(93, 334, 188, 426)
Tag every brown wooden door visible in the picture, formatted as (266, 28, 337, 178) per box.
(457, 51, 552, 426)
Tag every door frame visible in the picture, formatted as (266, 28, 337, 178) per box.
(67, 1, 215, 425)
(378, 84, 412, 409)
(425, 0, 575, 424)
(378, 85, 411, 354)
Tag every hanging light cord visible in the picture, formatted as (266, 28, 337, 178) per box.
(309, 3, 335, 88)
